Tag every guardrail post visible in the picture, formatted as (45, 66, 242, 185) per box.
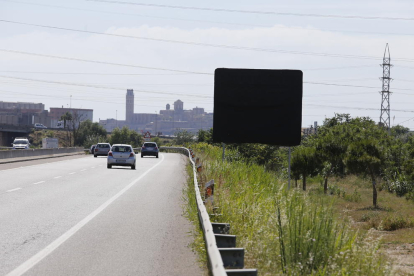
(212, 223, 230, 234)
(219, 248, 244, 269)
(214, 234, 236, 248)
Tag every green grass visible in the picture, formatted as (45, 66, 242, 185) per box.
(187, 143, 391, 275)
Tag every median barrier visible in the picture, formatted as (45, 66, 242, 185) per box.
(0, 148, 84, 160)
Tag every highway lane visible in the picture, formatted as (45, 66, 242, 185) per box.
(0, 153, 202, 276)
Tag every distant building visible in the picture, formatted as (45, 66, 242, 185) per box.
(99, 89, 213, 134)
(49, 107, 93, 127)
(0, 101, 50, 127)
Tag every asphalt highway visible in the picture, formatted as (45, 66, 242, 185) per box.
(0, 153, 202, 276)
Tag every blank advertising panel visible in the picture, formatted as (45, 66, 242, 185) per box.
(213, 68, 302, 146)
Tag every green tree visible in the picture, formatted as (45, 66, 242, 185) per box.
(314, 131, 347, 194)
(60, 112, 72, 129)
(151, 136, 161, 145)
(74, 120, 107, 147)
(345, 139, 384, 208)
(391, 125, 410, 138)
(197, 128, 213, 144)
(109, 126, 143, 147)
(291, 146, 320, 191)
(174, 130, 195, 145)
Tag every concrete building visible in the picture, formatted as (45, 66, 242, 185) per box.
(49, 107, 93, 127)
(99, 89, 213, 134)
(0, 101, 50, 127)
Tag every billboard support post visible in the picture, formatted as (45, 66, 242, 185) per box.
(288, 147, 291, 190)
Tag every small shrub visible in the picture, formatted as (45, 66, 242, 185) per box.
(384, 172, 414, 196)
(381, 216, 414, 231)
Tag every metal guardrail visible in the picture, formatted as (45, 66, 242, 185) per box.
(160, 146, 228, 276)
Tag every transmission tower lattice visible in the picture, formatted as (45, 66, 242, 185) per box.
(380, 43, 392, 130)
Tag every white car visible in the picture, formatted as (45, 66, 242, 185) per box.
(34, 123, 47, 129)
(107, 144, 136, 170)
(12, 138, 30, 149)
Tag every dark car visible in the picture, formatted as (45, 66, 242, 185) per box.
(141, 142, 159, 158)
(94, 143, 111, 157)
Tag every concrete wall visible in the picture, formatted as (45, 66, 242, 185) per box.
(0, 148, 84, 159)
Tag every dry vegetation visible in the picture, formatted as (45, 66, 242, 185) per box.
(306, 175, 414, 275)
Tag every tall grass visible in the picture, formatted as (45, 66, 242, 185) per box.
(189, 143, 391, 275)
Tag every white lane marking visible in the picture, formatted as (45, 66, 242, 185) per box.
(7, 154, 165, 276)
(33, 181, 45, 185)
(80, 169, 86, 172)
(68, 172, 76, 175)
(7, 188, 22, 192)
(53, 176, 62, 179)
(91, 167, 95, 169)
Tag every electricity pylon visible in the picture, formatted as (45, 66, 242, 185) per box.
(380, 43, 392, 131)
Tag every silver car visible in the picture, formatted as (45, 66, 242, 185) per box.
(107, 144, 136, 169)
(141, 142, 159, 158)
(94, 143, 111, 157)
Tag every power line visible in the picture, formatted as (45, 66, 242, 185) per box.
(0, 71, 189, 76)
(304, 65, 376, 71)
(1, 74, 413, 94)
(307, 104, 414, 113)
(0, 49, 212, 75)
(303, 81, 413, 92)
(4, 0, 414, 37)
(87, 1, 414, 21)
(0, 65, 377, 74)
(2, 20, 414, 62)
(0, 75, 213, 98)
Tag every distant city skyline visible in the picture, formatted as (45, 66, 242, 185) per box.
(99, 89, 213, 134)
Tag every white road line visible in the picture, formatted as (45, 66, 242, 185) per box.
(68, 172, 76, 175)
(6, 154, 165, 276)
(7, 188, 22, 192)
(53, 176, 62, 179)
(33, 181, 45, 185)
(91, 167, 95, 169)
(80, 169, 86, 172)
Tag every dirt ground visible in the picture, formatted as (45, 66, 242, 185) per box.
(383, 242, 414, 275)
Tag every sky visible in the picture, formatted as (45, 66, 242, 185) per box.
(0, 0, 413, 129)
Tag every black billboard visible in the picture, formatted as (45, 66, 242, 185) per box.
(213, 68, 302, 146)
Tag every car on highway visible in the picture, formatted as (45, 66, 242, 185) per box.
(107, 144, 136, 169)
(34, 123, 47, 129)
(141, 142, 159, 158)
(11, 138, 30, 149)
(94, 143, 111, 157)
(89, 144, 96, 154)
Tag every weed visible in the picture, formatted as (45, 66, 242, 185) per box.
(359, 212, 380, 222)
(344, 189, 362, 203)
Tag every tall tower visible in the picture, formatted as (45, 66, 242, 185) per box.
(380, 44, 392, 131)
(126, 89, 134, 123)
